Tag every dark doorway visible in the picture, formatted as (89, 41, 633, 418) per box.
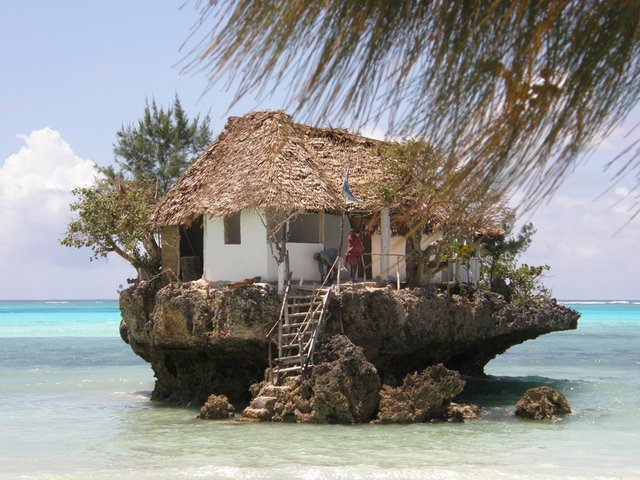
(180, 216, 204, 281)
(359, 233, 373, 280)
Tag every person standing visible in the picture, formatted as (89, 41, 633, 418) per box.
(346, 229, 364, 281)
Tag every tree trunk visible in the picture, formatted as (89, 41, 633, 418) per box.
(405, 231, 425, 287)
(406, 233, 448, 287)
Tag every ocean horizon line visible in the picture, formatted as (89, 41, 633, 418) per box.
(1, 297, 640, 304)
(0, 298, 119, 303)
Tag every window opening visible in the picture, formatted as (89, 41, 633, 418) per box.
(288, 213, 321, 243)
(224, 212, 241, 244)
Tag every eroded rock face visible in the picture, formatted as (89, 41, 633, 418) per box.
(119, 279, 279, 406)
(198, 394, 235, 420)
(515, 386, 572, 420)
(119, 280, 579, 406)
(311, 335, 381, 423)
(375, 365, 465, 423)
(242, 335, 380, 424)
(242, 351, 483, 424)
(327, 287, 579, 382)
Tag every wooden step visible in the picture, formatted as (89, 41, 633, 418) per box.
(282, 331, 313, 339)
(281, 339, 311, 347)
(280, 341, 310, 348)
(287, 302, 321, 309)
(293, 286, 330, 293)
(281, 343, 310, 351)
(287, 308, 320, 318)
(287, 311, 321, 319)
(281, 321, 319, 329)
(276, 353, 305, 361)
(288, 295, 321, 300)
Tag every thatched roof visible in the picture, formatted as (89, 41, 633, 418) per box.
(153, 111, 394, 225)
(151, 110, 505, 238)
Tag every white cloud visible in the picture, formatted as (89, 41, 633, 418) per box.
(358, 125, 388, 141)
(0, 129, 133, 299)
(0, 128, 97, 261)
(518, 141, 640, 300)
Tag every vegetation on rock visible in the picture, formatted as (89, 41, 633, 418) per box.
(110, 96, 212, 197)
(61, 177, 161, 278)
(477, 222, 550, 303)
(61, 96, 212, 279)
(375, 139, 509, 287)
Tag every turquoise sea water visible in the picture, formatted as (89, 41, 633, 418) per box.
(0, 299, 638, 479)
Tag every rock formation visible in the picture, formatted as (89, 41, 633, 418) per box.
(119, 279, 279, 405)
(375, 365, 465, 423)
(198, 394, 235, 420)
(242, 342, 480, 424)
(445, 402, 484, 422)
(242, 335, 380, 423)
(515, 386, 572, 420)
(119, 279, 579, 406)
(329, 286, 579, 382)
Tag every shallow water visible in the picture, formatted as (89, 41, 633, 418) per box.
(0, 300, 638, 479)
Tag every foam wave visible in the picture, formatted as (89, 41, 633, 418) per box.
(560, 300, 637, 305)
(560, 301, 607, 305)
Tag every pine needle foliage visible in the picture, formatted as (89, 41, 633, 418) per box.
(182, 0, 640, 210)
(113, 95, 212, 196)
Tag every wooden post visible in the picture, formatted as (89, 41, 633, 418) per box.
(380, 207, 391, 282)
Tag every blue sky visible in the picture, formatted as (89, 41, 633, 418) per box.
(0, 1, 638, 300)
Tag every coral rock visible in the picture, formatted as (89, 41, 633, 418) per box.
(515, 386, 572, 420)
(242, 335, 380, 424)
(445, 402, 484, 422)
(310, 335, 381, 424)
(198, 394, 235, 420)
(375, 364, 465, 423)
(119, 281, 578, 406)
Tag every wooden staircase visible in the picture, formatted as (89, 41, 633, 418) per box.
(267, 285, 331, 381)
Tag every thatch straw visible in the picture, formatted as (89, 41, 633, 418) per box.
(151, 110, 505, 237)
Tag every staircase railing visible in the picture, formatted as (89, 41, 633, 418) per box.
(266, 255, 339, 382)
(301, 288, 331, 371)
(267, 281, 290, 381)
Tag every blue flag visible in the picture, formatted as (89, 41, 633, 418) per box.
(342, 167, 361, 205)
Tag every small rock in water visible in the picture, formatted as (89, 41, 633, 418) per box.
(515, 386, 571, 420)
(198, 394, 235, 420)
(445, 402, 484, 422)
(375, 364, 465, 423)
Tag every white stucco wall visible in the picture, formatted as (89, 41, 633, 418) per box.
(203, 210, 272, 282)
(288, 242, 325, 283)
(203, 208, 339, 283)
